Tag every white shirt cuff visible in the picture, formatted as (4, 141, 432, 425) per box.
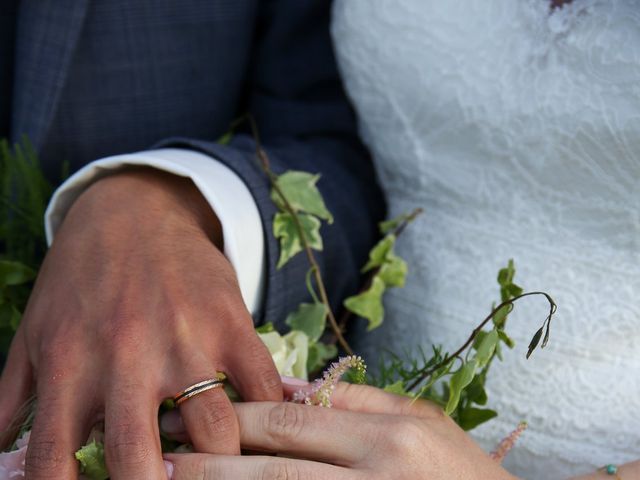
(45, 148, 265, 316)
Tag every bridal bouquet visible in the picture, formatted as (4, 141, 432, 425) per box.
(0, 136, 555, 479)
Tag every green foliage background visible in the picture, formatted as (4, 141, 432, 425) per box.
(0, 138, 57, 356)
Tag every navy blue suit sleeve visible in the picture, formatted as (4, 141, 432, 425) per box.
(157, 1, 386, 330)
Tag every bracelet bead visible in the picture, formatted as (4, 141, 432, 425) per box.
(599, 464, 621, 479)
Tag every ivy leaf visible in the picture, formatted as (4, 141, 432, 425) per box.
(271, 171, 333, 223)
(458, 407, 498, 431)
(361, 235, 395, 272)
(285, 302, 327, 343)
(474, 330, 499, 368)
(378, 254, 408, 287)
(75, 440, 109, 480)
(464, 375, 488, 406)
(505, 283, 523, 298)
(445, 359, 478, 415)
(307, 341, 338, 373)
(383, 380, 411, 397)
(344, 276, 386, 331)
(0, 260, 36, 287)
(255, 322, 275, 334)
(497, 259, 515, 286)
(273, 212, 322, 268)
(378, 212, 413, 234)
(498, 330, 515, 349)
(0, 303, 21, 330)
(492, 303, 512, 329)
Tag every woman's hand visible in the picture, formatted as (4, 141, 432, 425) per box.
(163, 382, 517, 480)
(0, 168, 282, 479)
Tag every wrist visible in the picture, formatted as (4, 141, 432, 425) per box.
(64, 167, 223, 249)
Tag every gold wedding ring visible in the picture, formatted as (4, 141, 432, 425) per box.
(173, 372, 227, 406)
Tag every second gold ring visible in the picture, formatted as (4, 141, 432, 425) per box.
(173, 373, 227, 406)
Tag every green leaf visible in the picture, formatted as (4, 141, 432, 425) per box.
(273, 212, 322, 268)
(307, 341, 338, 373)
(285, 302, 328, 343)
(378, 213, 411, 234)
(271, 171, 333, 223)
(464, 375, 488, 406)
(445, 360, 478, 415)
(497, 259, 515, 286)
(458, 407, 498, 431)
(497, 330, 515, 349)
(255, 322, 275, 334)
(361, 235, 395, 272)
(343, 276, 386, 331)
(474, 330, 499, 368)
(75, 440, 109, 480)
(216, 131, 233, 145)
(0, 260, 36, 287)
(492, 304, 512, 329)
(377, 254, 408, 287)
(0, 303, 21, 331)
(383, 381, 411, 397)
(505, 283, 523, 298)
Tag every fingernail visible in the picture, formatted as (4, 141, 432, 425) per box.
(280, 375, 309, 386)
(160, 410, 185, 434)
(164, 460, 174, 479)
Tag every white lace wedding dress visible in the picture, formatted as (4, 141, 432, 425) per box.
(332, 1, 640, 478)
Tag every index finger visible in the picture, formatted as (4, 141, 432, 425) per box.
(283, 380, 443, 419)
(330, 383, 444, 419)
(233, 401, 377, 465)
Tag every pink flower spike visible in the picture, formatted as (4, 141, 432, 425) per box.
(490, 421, 527, 463)
(291, 355, 366, 407)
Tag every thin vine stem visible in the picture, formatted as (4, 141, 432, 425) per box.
(406, 291, 556, 392)
(246, 115, 354, 355)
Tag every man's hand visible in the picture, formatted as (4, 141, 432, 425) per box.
(0, 168, 282, 479)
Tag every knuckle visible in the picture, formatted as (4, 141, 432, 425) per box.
(410, 398, 447, 420)
(105, 424, 153, 467)
(246, 343, 282, 396)
(99, 313, 140, 349)
(38, 338, 73, 369)
(384, 418, 427, 454)
(199, 396, 237, 436)
(261, 460, 301, 480)
(265, 403, 305, 445)
(192, 455, 213, 480)
(25, 438, 66, 474)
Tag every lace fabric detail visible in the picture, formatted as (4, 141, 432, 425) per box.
(332, 1, 640, 478)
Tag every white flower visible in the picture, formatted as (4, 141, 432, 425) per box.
(0, 431, 29, 480)
(258, 330, 309, 380)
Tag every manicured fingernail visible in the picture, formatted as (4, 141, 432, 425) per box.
(280, 375, 309, 386)
(164, 460, 174, 479)
(160, 410, 185, 434)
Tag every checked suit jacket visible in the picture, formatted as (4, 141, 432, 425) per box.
(0, 0, 386, 329)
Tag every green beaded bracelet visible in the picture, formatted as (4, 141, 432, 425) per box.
(599, 464, 621, 479)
